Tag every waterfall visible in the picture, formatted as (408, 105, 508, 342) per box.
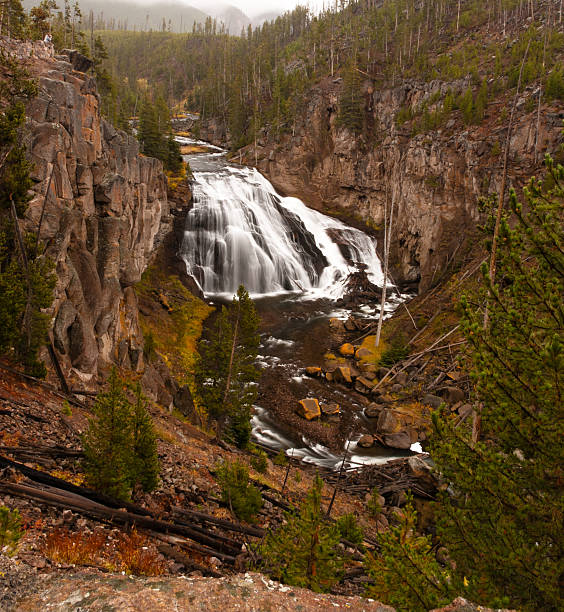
(181, 165, 383, 297)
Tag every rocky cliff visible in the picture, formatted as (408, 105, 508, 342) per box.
(222, 78, 563, 293)
(10, 39, 168, 385)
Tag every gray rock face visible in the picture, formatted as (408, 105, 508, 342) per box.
(21, 41, 168, 382)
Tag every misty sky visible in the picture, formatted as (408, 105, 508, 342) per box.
(190, 1, 325, 18)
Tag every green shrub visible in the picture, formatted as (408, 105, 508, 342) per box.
(365, 493, 453, 611)
(250, 450, 268, 474)
(0, 506, 22, 555)
(216, 460, 263, 522)
(366, 487, 383, 518)
(379, 336, 409, 368)
(546, 67, 564, 100)
(273, 449, 288, 466)
(336, 513, 364, 547)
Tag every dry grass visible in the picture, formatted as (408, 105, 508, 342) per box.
(42, 529, 106, 566)
(42, 528, 166, 576)
(116, 528, 166, 576)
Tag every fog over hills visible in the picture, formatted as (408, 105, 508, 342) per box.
(22, 0, 208, 31)
(22, 0, 281, 33)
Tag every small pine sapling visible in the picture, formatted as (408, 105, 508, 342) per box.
(259, 474, 343, 593)
(0, 506, 22, 555)
(216, 459, 262, 522)
(365, 493, 453, 612)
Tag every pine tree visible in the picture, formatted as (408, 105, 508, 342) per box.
(338, 60, 364, 134)
(129, 382, 159, 493)
(82, 371, 160, 500)
(82, 369, 133, 500)
(365, 493, 454, 611)
(259, 474, 343, 593)
(216, 459, 262, 522)
(430, 155, 564, 610)
(195, 285, 260, 448)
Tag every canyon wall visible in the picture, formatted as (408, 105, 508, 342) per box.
(10, 39, 169, 385)
(223, 78, 563, 292)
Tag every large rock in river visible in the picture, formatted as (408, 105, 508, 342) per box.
(297, 398, 321, 420)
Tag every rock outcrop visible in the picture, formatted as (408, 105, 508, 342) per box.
(221, 78, 563, 293)
(13, 41, 168, 384)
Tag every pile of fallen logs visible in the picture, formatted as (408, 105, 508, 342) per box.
(0, 455, 265, 576)
(323, 456, 439, 502)
(339, 266, 382, 304)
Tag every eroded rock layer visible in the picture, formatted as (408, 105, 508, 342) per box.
(17, 42, 167, 383)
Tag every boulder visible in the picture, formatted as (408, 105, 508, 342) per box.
(395, 371, 409, 385)
(430, 597, 516, 612)
(377, 408, 401, 434)
(338, 343, 355, 357)
(357, 434, 374, 448)
(377, 366, 389, 379)
(321, 403, 340, 416)
(305, 366, 322, 377)
(355, 376, 375, 394)
(333, 366, 353, 384)
(328, 318, 345, 333)
(355, 347, 373, 360)
(458, 403, 473, 418)
(422, 393, 443, 408)
(325, 371, 334, 382)
(391, 383, 403, 393)
(344, 318, 358, 331)
(174, 385, 195, 417)
(407, 456, 433, 479)
(383, 431, 412, 449)
(296, 398, 321, 420)
(364, 403, 385, 418)
(441, 386, 465, 404)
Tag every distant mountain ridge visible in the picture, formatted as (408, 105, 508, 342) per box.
(22, 0, 281, 34)
(22, 0, 211, 33)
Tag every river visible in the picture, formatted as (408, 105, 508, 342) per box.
(179, 138, 418, 469)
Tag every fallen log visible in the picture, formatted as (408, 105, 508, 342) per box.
(0, 455, 152, 517)
(157, 543, 222, 577)
(171, 505, 265, 538)
(0, 445, 83, 458)
(0, 480, 241, 557)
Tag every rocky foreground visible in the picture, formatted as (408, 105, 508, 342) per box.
(1, 555, 515, 612)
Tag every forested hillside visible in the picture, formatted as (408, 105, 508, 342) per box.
(98, 1, 564, 149)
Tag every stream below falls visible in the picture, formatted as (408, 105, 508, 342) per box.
(179, 138, 418, 469)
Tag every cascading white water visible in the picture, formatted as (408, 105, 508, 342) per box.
(181, 165, 383, 297)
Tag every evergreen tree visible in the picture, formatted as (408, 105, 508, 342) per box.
(195, 285, 260, 448)
(129, 382, 159, 493)
(338, 60, 364, 134)
(365, 493, 454, 612)
(0, 506, 22, 555)
(0, 0, 27, 39)
(216, 459, 262, 522)
(259, 474, 343, 593)
(82, 369, 133, 500)
(430, 156, 564, 610)
(82, 370, 160, 500)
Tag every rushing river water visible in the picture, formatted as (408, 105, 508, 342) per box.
(180, 139, 417, 469)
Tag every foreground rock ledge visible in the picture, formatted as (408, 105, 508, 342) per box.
(13, 571, 393, 611)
